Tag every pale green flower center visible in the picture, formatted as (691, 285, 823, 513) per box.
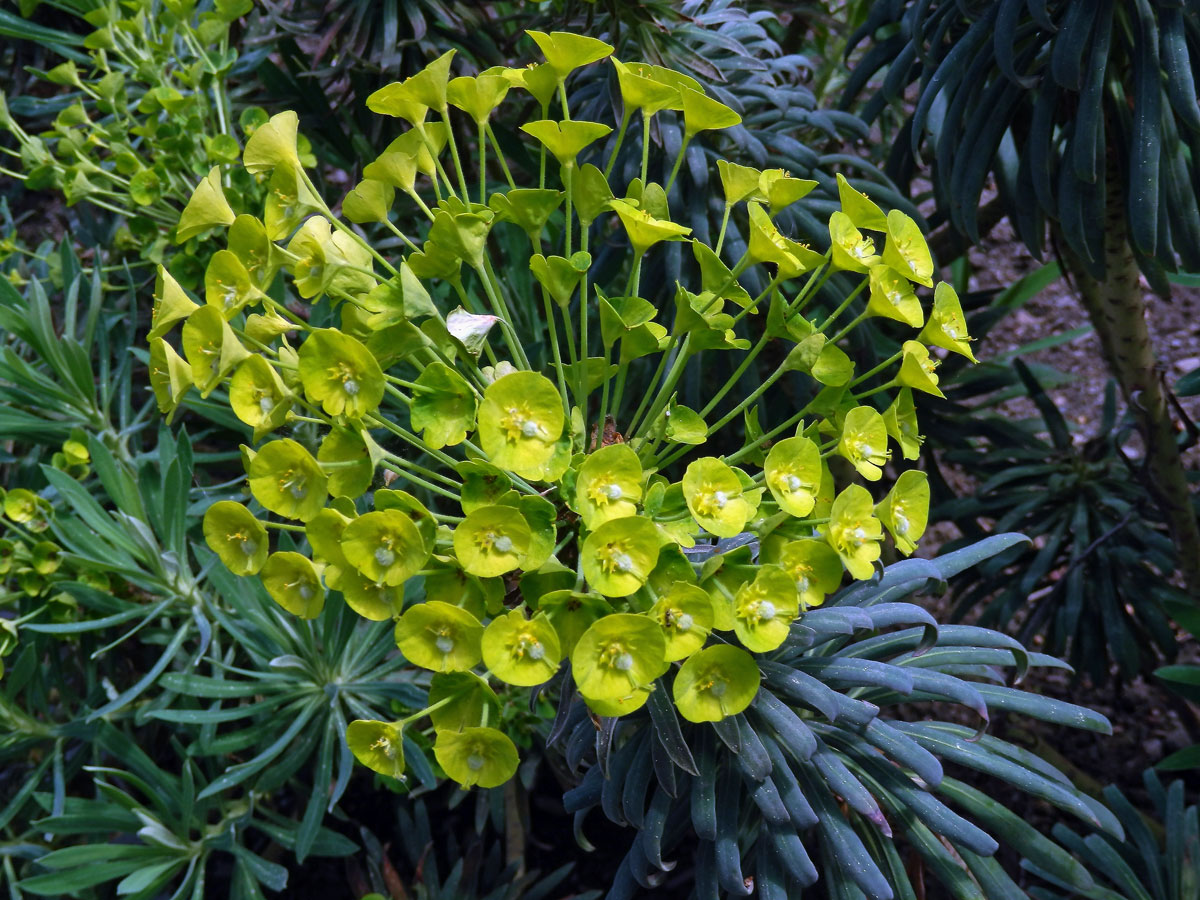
(375, 547, 395, 567)
(240, 539, 257, 557)
(614, 652, 634, 671)
(467, 753, 485, 771)
(435, 634, 456, 654)
(675, 613, 694, 632)
(604, 483, 623, 500)
(493, 535, 513, 554)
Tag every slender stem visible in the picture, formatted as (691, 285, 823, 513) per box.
(665, 135, 691, 194)
(486, 125, 517, 189)
(816, 278, 868, 333)
(440, 106, 471, 200)
(542, 288, 570, 416)
(383, 217, 420, 253)
(848, 351, 902, 389)
(699, 332, 770, 419)
(715, 204, 732, 256)
(830, 311, 868, 345)
(639, 113, 652, 186)
(604, 107, 633, 179)
(478, 121, 488, 206)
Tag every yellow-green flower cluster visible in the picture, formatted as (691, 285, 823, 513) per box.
(155, 33, 968, 791)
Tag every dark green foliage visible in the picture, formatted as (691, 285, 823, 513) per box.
(933, 361, 1182, 681)
(841, 1, 1200, 283)
(556, 537, 1119, 899)
(1028, 770, 1200, 900)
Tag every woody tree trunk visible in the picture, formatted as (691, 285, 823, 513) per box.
(1055, 162, 1200, 601)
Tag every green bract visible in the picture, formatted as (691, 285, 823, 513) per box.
(453, 505, 530, 577)
(650, 582, 713, 661)
(477, 371, 564, 480)
(427, 672, 500, 732)
(683, 457, 753, 538)
(298, 328, 384, 418)
(838, 406, 890, 481)
(571, 613, 667, 703)
(246, 439, 327, 522)
(434, 727, 519, 789)
(346, 720, 406, 780)
(581, 516, 661, 598)
(876, 469, 930, 556)
(481, 609, 561, 686)
(341, 510, 428, 586)
(394, 600, 484, 673)
(260, 551, 324, 618)
(777, 539, 842, 609)
(826, 485, 884, 580)
(672, 644, 759, 723)
(202, 501, 269, 576)
(763, 436, 821, 518)
(575, 443, 642, 528)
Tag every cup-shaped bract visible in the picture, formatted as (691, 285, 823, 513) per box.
(521, 119, 612, 169)
(453, 505, 531, 578)
(836, 173, 888, 231)
(148, 266, 199, 340)
(651, 582, 714, 661)
(826, 484, 884, 580)
(527, 30, 614, 81)
(571, 613, 668, 703)
(177, 166, 235, 243)
(181, 305, 249, 396)
(673, 644, 760, 723)
(205, 249, 259, 319)
(876, 469, 930, 556)
(732, 564, 799, 653)
(394, 600, 484, 673)
(260, 551, 324, 618)
(434, 726, 519, 789)
(829, 210, 881, 273)
(342, 509, 429, 586)
(347, 719, 405, 780)
(884, 388, 923, 461)
(482, 609, 562, 686)
(897, 340, 945, 397)
(683, 457, 753, 538)
(919, 282, 977, 362)
(247, 438, 328, 522)
(777, 539, 844, 609)
(148, 337, 193, 421)
(581, 515, 661, 598)
(608, 198, 691, 258)
(576, 444, 643, 528)
(298, 328, 385, 418)
(763, 436, 822, 518)
(537, 590, 612, 657)
(229, 355, 291, 440)
(477, 371, 565, 480)
(866, 265, 924, 328)
(243, 110, 301, 175)
(317, 427, 375, 498)
(203, 500, 269, 575)
(882, 209, 934, 288)
(838, 406, 891, 482)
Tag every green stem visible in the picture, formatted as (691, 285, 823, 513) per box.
(440, 106, 471, 200)
(816, 278, 868, 333)
(604, 108, 633, 179)
(486, 125, 517, 189)
(665, 135, 691, 194)
(639, 113, 652, 186)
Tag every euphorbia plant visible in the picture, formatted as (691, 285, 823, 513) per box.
(153, 34, 969, 789)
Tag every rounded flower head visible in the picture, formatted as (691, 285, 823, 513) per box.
(478, 371, 565, 480)
(203, 501, 269, 576)
(394, 600, 484, 672)
(746, 202, 823, 279)
(882, 210, 934, 288)
(883, 388, 923, 461)
(434, 726, 519, 789)
(898, 340, 945, 397)
(260, 551, 324, 618)
(428, 671, 501, 732)
(576, 443, 643, 528)
(581, 516, 661, 598)
(672, 645, 759, 723)
(176, 166, 236, 243)
(919, 282, 977, 362)
(683, 458, 754, 538)
(229, 356, 291, 441)
(732, 565, 799, 653)
(867, 265, 924, 328)
(147, 266, 198, 340)
(572, 613, 668, 703)
(838, 406, 891, 482)
(650, 582, 713, 661)
(341, 510, 428, 587)
(453, 505, 530, 578)
(763, 436, 822, 518)
(3, 489, 42, 525)
(247, 439, 328, 522)
(829, 211, 880, 273)
(148, 338, 194, 423)
(347, 719, 406, 780)
(876, 469, 930, 556)
(482, 609, 562, 686)
(827, 485, 884, 581)
(778, 539, 843, 609)
(298, 328, 385, 418)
